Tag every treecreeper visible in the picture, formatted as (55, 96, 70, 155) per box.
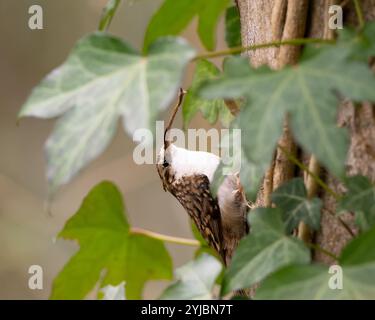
(156, 89, 249, 266)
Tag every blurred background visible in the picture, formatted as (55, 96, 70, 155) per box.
(0, 0, 226, 299)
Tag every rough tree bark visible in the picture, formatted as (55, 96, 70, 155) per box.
(235, 0, 375, 291)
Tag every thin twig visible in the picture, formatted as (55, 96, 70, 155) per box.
(194, 38, 335, 60)
(339, 0, 351, 8)
(263, 165, 275, 207)
(271, 0, 287, 43)
(278, 144, 340, 200)
(99, 0, 122, 31)
(325, 208, 356, 238)
(130, 227, 200, 247)
(353, 0, 365, 30)
(164, 88, 186, 150)
(277, 0, 309, 68)
(306, 242, 339, 261)
(298, 156, 320, 242)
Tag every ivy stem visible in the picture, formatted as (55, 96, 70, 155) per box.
(194, 38, 335, 60)
(277, 144, 340, 200)
(325, 208, 356, 238)
(353, 0, 365, 30)
(98, 0, 122, 31)
(306, 242, 339, 261)
(130, 227, 200, 247)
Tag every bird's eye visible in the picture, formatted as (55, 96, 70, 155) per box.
(163, 159, 169, 168)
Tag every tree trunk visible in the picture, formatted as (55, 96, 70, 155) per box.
(236, 0, 375, 283)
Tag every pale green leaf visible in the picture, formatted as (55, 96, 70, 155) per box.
(222, 208, 310, 294)
(160, 253, 222, 300)
(337, 22, 375, 61)
(272, 178, 322, 233)
(50, 181, 172, 300)
(199, 42, 375, 177)
(19, 33, 195, 192)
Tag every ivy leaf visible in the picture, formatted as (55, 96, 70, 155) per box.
(19, 33, 195, 193)
(222, 208, 310, 294)
(339, 176, 375, 232)
(50, 181, 172, 300)
(98, 0, 122, 31)
(272, 177, 322, 233)
(183, 59, 233, 128)
(144, 0, 229, 51)
(200, 43, 375, 178)
(255, 264, 330, 299)
(256, 225, 375, 299)
(160, 253, 222, 300)
(225, 6, 241, 48)
(337, 22, 375, 61)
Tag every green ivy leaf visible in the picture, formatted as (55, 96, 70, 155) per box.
(255, 264, 330, 299)
(50, 181, 172, 300)
(337, 22, 375, 61)
(183, 59, 233, 128)
(225, 6, 241, 48)
(199, 44, 375, 178)
(98, 0, 122, 31)
(144, 0, 229, 51)
(272, 177, 322, 233)
(222, 208, 310, 294)
(19, 33, 195, 193)
(339, 175, 375, 232)
(160, 253, 222, 300)
(256, 225, 375, 299)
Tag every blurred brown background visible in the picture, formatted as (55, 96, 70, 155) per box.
(0, 0, 226, 299)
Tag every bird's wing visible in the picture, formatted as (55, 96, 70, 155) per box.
(170, 174, 226, 262)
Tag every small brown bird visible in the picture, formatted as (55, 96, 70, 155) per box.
(156, 89, 249, 265)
